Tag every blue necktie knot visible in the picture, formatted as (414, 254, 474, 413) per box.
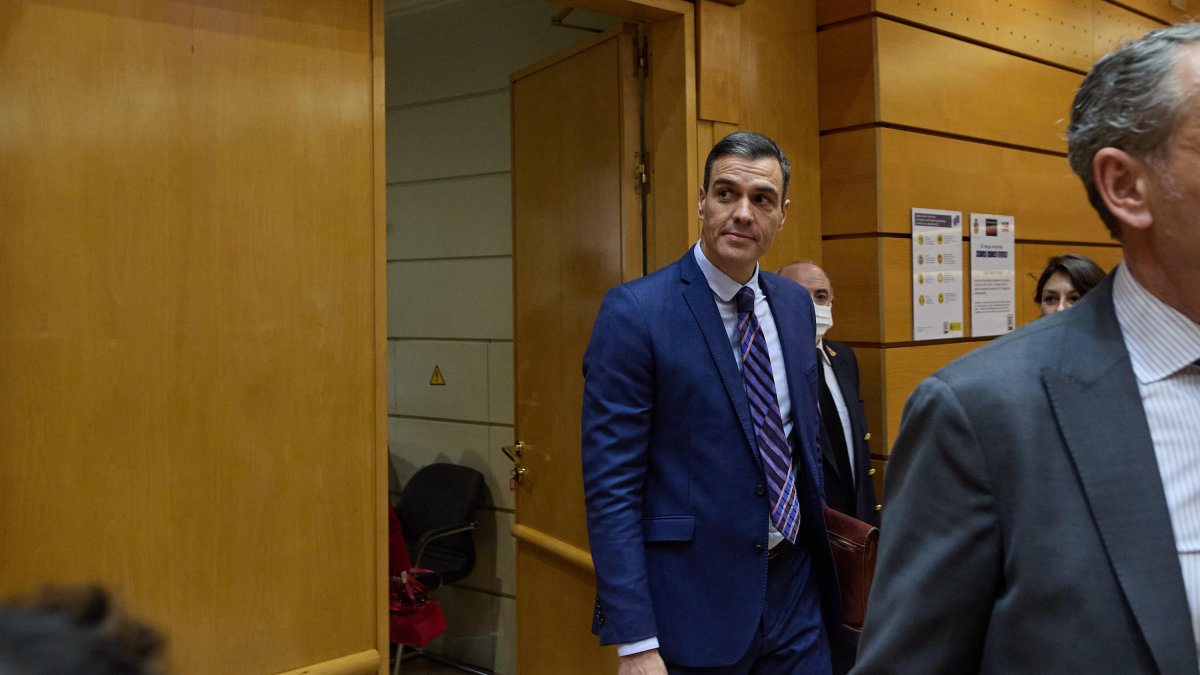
(736, 286, 755, 314)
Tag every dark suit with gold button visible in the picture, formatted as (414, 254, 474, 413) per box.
(819, 340, 880, 527)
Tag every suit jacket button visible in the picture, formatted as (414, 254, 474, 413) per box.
(754, 544, 765, 554)
(875, 504, 883, 512)
(755, 484, 766, 496)
(864, 432, 872, 441)
(868, 468, 876, 476)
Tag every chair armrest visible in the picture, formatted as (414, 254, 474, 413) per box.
(413, 522, 479, 567)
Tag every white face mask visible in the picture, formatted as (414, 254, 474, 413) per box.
(813, 302, 833, 343)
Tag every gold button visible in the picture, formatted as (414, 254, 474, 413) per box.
(868, 468, 876, 476)
(864, 432, 871, 441)
(875, 504, 882, 512)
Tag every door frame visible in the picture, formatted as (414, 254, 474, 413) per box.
(507, 1, 697, 671)
(565, 0, 697, 273)
(508, 0, 696, 571)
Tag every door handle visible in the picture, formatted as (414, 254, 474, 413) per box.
(502, 441, 527, 491)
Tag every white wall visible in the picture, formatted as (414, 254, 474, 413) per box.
(384, 1, 617, 672)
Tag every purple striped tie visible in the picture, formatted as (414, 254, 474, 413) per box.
(736, 286, 801, 543)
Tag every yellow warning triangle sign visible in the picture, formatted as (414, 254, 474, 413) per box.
(429, 365, 446, 386)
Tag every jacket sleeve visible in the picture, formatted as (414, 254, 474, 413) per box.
(853, 375, 1001, 674)
(580, 285, 658, 645)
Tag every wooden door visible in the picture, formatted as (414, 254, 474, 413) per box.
(510, 25, 643, 675)
(0, 3, 386, 674)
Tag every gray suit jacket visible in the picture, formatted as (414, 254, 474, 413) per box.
(854, 276, 1198, 674)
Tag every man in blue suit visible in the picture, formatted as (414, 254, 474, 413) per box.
(582, 132, 839, 675)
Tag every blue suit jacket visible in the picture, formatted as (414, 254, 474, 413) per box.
(581, 247, 840, 668)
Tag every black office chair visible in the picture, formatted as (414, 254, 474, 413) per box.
(393, 462, 488, 675)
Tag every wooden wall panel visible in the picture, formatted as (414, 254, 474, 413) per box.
(822, 0, 1167, 71)
(852, 344, 883, 453)
(824, 237, 929, 344)
(820, 18, 1082, 152)
(691, 0, 821, 268)
(516, 543, 617, 675)
(822, 237, 884, 342)
(822, 128, 1098, 241)
(817, 0, 873, 27)
(567, 0, 693, 22)
(856, 341, 987, 452)
(816, 18, 877, 132)
(876, 19, 1081, 151)
(1016, 242, 1123, 325)
(816, 0, 1182, 502)
(697, 0, 741, 123)
(1093, 1, 1176, 55)
(819, 128, 879, 236)
(0, 3, 383, 674)
(738, 0, 822, 271)
(646, 10, 699, 272)
(696, 120, 740, 196)
(878, 130, 1098, 241)
(1105, 0, 1193, 25)
(880, 0, 1097, 70)
(817, 1, 1175, 66)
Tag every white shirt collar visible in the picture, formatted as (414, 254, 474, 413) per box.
(1113, 264, 1200, 384)
(693, 241, 761, 302)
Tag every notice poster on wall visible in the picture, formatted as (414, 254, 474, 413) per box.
(968, 213, 1016, 337)
(911, 207, 964, 341)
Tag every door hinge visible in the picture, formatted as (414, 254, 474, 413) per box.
(634, 152, 649, 195)
(637, 43, 649, 78)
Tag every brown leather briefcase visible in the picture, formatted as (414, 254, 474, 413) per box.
(823, 506, 879, 635)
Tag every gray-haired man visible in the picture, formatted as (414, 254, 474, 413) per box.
(854, 23, 1200, 674)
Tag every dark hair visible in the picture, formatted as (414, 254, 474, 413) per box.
(702, 131, 791, 199)
(0, 585, 164, 675)
(1067, 23, 1200, 239)
(1034, 254, 1106, 304)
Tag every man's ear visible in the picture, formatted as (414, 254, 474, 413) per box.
(778, 197, 790, 229)
(1093, 147, 1153, 232)
(697, 191, 706, 220)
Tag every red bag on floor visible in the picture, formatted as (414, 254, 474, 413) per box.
(389, 569, 447, 648)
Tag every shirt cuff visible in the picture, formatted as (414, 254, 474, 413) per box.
(617, 637, 660, 657)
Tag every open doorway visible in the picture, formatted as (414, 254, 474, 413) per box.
(383, 2, 619, 673)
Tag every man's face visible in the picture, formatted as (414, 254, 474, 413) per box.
(781, 263, 833, 306)
(1143, 45, 1200, 315)
(698, 155, 789, 283)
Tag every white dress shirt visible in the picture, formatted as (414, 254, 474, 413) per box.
(1112, 264, 1200, 658)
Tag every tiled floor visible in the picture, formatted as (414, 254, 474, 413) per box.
(393, 654, 484, 674)
(396, 661, 462, 674)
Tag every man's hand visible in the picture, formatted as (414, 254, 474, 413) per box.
(618, 649, 667, 675)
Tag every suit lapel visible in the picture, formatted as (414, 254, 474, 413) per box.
(679, 251, 757, 454)
(1044, 279, 1198, 675)
(820, 344, 851, 482)
(826, 344, 856, 401)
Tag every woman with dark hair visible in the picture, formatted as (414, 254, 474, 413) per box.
(1034, 253, 1106, 316)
